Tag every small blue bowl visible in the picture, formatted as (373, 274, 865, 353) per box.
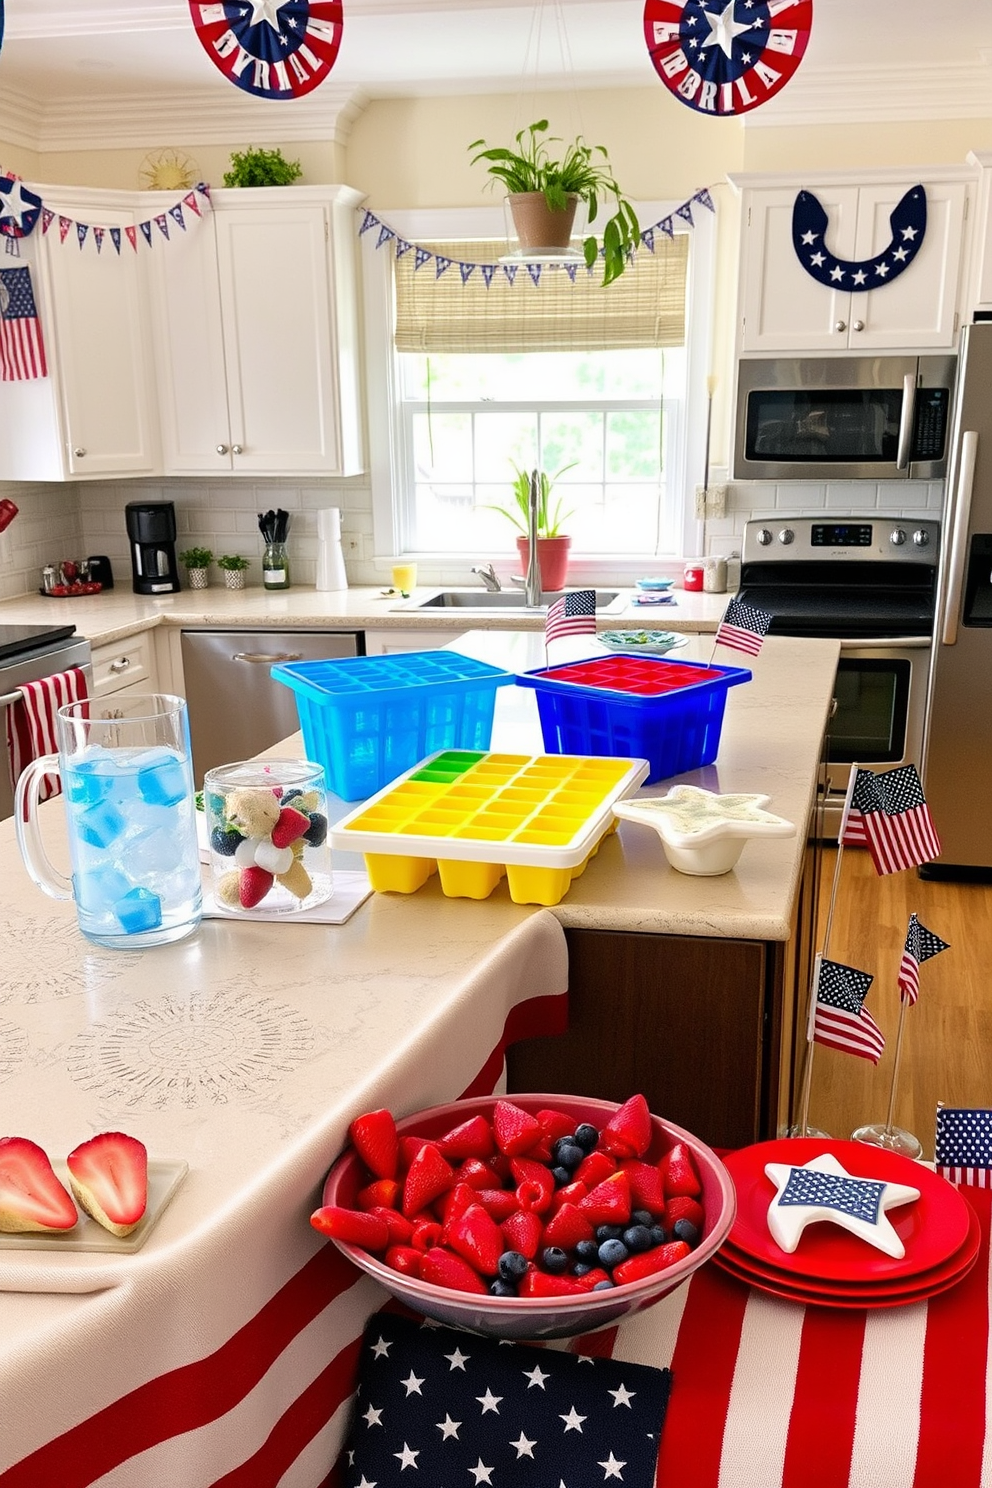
(635, 577, 675, 591)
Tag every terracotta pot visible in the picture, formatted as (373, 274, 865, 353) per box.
(515, 534, 572, 593)
(507, 192, 578, 252)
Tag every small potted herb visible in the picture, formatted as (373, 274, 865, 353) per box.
(223, 146, 302, 188)
(179, 547, 214, 590)
(485, 461, 577, 592)
(217, 554, 250, 591)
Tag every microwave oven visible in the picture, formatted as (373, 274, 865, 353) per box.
(732, 354, 956, 481)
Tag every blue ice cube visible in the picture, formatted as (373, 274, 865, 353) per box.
(113, 886, 163, 934)
(64, 753, 114, 807)
(78, 798, 127, 849)
(136, 749, 189, 808)
(75, 866, 131, 915)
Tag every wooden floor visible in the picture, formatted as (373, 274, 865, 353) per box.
(804, 846, 992, 1159)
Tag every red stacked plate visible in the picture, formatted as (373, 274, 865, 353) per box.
(713, 1138, 979, 1309)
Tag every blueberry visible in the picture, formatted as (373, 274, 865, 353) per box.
(490, 1279, 517, 1297)
(673, 1218, 700, 1247)
(550, 1166, 573, 1188)
(632, 1209, 654, 1228)
(304, 811, 328, 847)
(574, 1239, 599, 1263)
(541, 1246, 569, 1274)
(598, 1238, 629, 1270)
(595, 1224, 623, 1243)
(622, 1224, 655, 1253)
(593, 1278, 615, 1291)
(573, 1123, 599, 1153)
(554, 1140, 585, 1172)
(281, 789, 303, 805)
(210, 825, 244, 856)
(649, 1225, 668, 1246)
(573, 1262, 594, 1277)
(498, 1250, 529, 1282)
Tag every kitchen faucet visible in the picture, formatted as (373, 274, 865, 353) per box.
(524, 469, 542, 608)
(471, 563, 501, 592)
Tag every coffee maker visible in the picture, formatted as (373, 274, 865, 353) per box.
(125, 501, 181, 595)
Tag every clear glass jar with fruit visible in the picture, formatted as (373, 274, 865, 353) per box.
(203, 759, 331, 914)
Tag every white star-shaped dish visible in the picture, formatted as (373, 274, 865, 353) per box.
(613, 785, 795, 876)
(764, 1152, 920, 1258)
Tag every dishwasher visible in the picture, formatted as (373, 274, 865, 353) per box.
(181, 629, 365, 784)
(0, 624, 93, 819)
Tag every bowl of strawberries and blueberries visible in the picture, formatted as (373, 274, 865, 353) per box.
(312, 1092, 736, 1339)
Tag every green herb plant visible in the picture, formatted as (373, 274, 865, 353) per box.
(468, 120, 639, 287)
(223, 146, 302, 188)
(178, 547, 214, 570)
(484, 461, 578, 539)
(216, 554, 250, 571)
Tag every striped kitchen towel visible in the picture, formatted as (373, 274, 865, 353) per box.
(6, 666, 89, 804)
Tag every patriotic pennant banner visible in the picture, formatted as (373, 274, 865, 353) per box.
(839, 763, 941, 875)
(358, 188, 715, 287)
(898, 913, 950, 1007)
(35, 184, 211, 255)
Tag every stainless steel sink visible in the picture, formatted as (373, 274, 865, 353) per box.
(398, 588, 626, 614)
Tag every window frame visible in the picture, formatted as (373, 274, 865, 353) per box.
(361, 201, 715, 574)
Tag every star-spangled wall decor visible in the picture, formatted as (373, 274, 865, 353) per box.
(189, 0, 343, 99)
(0, 178, 42, 242)
(643, 0, 813, 116)
(792, 185, 927, 292)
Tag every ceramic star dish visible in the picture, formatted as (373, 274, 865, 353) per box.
(612, 785, 795, 876)
(764, 1152, 920, 1259)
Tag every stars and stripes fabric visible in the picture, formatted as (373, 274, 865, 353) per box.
(713, 597, 773, 657)
(0, 265, 47, 380)
(839, 763, 941, 874)
(935, 1107, 992, 1186)
(808, 953, 886, 1064)
(341, 1312, 671, 1488)
(898, 914, 950, 1006)
(545, 589, 597, 645)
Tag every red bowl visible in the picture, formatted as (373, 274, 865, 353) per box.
(320, 1092, 736, 1340)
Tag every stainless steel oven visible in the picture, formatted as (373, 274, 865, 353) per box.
(737, 517, 939, 832)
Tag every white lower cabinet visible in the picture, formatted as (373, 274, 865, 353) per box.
(90, 631, 157, 702)
(362, 629, 453, 655)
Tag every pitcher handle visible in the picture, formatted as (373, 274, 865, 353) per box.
(14, 755, 74, 901)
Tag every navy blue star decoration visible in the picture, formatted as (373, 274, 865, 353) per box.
(338, 1312, 672, 1486)
(792, 186, 927, 292)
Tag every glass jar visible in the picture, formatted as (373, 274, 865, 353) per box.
(203, 759, 332, 915)
(262, 542, 290, 591)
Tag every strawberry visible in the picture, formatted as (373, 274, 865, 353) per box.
(574, 1150, 617, 1188)
(576, 1267, 612, 1291)
(385, 1244, 423, 1278)
(356, 1178, 401, 1211)
(542, 1202, 594, 1250)
(368, 1206, 413, 1246)
(620, 1159, 667, 1215)
(270, 805, 311, 849)
(474, 1187, 519, 1222)
(519, 1268, 587, 1298)
(65, 1131, 147, 1237)
(439, 1181, 478, 1226)
(536, 1108, 576, 1144)
(349, 1108, 399, 1181)
(666, 1194, 705, 1230)
(410, 1218, 444, 1252)
(0, 1137, 77, 1234)
(492, 1099, 542, 1156)
(239, 865, 274, 908)
(613, 1240, 690, 1285)
(501, 1207, 543, 1259)
(599, 1094, 652, 1159)
(455, 1158, 502, 1191)
(445, 1202, 504, 1275)
(577, 1170, 632, 1226)
(435, 1114, 495, 1161)
(399, 1134, 433, 1167)
(402, 1143, 454, 1218)
(421, 1245, 489, 1295)
(310, 1205, 390, 1250)
(660, 1142, 702, 1198)
(510, 1156, 554, 1213)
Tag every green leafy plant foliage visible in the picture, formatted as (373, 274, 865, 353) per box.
(468, 120, 640, 287)
(484, 461, 578, 538)
(216, 554, 250, 571)
(223, 146, 302, 188)
(178, 547, 214, 569)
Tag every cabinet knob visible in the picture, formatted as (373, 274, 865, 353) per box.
(109, 657, 131, 673)
(216, 444, 229, 456)
(853, 320, 864, 332)
(834, 320, 847, 333)
(73, 447, 86, 458)
(231, 444, 244, 456)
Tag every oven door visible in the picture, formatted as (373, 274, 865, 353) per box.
(820, 638, 930, 834)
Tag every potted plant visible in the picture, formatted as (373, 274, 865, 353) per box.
(179, 546, 214, 590)
(485, 461, 577, 592)
(217, 554, 250, 591)
(468, 119, 639, 286)
(222, 146, 302, 188)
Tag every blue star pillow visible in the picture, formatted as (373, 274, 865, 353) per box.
(338, 1311, 672, 1487)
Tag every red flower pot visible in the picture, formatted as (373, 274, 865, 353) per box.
(515, 535, 572, 594)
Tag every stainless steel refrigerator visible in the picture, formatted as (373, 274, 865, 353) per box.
(921, 320, 992, 878)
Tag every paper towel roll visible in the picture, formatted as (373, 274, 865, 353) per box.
(316, 508, 348, 591)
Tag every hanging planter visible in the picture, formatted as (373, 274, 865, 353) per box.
(506, 191, 579, 253)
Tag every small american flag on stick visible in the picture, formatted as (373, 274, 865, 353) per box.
(714, 597, 772, 657)
(808, 953, 885, 1064)
(898, 914, 950, 1006)
(839, 763, 940, 875)
(0, 265, 47, 381)
(935, 1106, 992, 1186)
(545, 589, 597, 645)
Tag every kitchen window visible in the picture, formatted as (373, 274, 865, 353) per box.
(362, 204, 715, 570)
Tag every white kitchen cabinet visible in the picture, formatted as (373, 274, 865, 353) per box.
(362, 629, 453, 655)
(149, 185, 365, 476)
(90, 630, 158, 702)
(733, 172, 971, 353)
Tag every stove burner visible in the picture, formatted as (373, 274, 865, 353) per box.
(0, 624, 77, 664)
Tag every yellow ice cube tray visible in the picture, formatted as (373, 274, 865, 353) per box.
(331, 749, 650, 906)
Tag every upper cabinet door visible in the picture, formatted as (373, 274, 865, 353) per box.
(850, 181, 968, 349)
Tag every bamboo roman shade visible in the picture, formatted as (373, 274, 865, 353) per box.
(393, 233, 689, 354)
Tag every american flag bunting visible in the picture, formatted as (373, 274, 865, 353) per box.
(808, 953, 886, 1064)
(898, 914, 950, 1006)
(0, 265, 47, 380)
(713, 597, 772, 657)
(839, 763, 941, 874)
(935, 1106, 992, 1186)
(545, 589, 597, 645)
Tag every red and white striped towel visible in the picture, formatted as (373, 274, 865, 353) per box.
(5, 667, 89, 805)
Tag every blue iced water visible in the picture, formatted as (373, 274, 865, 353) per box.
(77, 797, 127, 849)
(64, 749, 116, 807)
(74, 866, 131, 915)
(136, 748, 189, 808)
(113, 886, 163, 934)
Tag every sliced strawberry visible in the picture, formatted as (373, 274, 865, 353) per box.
(402, 1143, 454, 1218)
(435, 1114, 496, 1161)
(574, 1150, 617, 1188)
(356, 1178, 401, 1211)
(613, 1240, 691, 1285)
(519, 1268, 587, 1298)
(410, 1218, 444, 1252)
(454, 1157, 503, 1191)
(599, 1094, 652, 1159)
(399, 1134, 433, 1167)
(0, 1137, 76, 1234)
(271, 805, 311, 849)
(550, 1179, 588, 1213)
(620, 1159, 668, 1215)
(542, 1202, 594, 1250)
(501, 1207, 543, 1259)
(660, 1142, 702, 1198)
(439, 1181, 479, 1226)
(349, 1108, 399, 1181)
(577, 1170, 632, 1226)
(510, 1156, 554, 1213)
(474, 1187, 519, 1222)
(445, 1202, 504, 1275)
(65, 1131, 146, 1237)
(368, 1206, 414, 1245)
(492, 1099, 542, 1156)
(310, 1204, 390, 1250)
(536, 1107, 576, 1143)
(385, 1244, 423, 1278)
(239, 865, 274, 908)
(666, 1194, 705, 1230)
(421, 1245, 489, 1295)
